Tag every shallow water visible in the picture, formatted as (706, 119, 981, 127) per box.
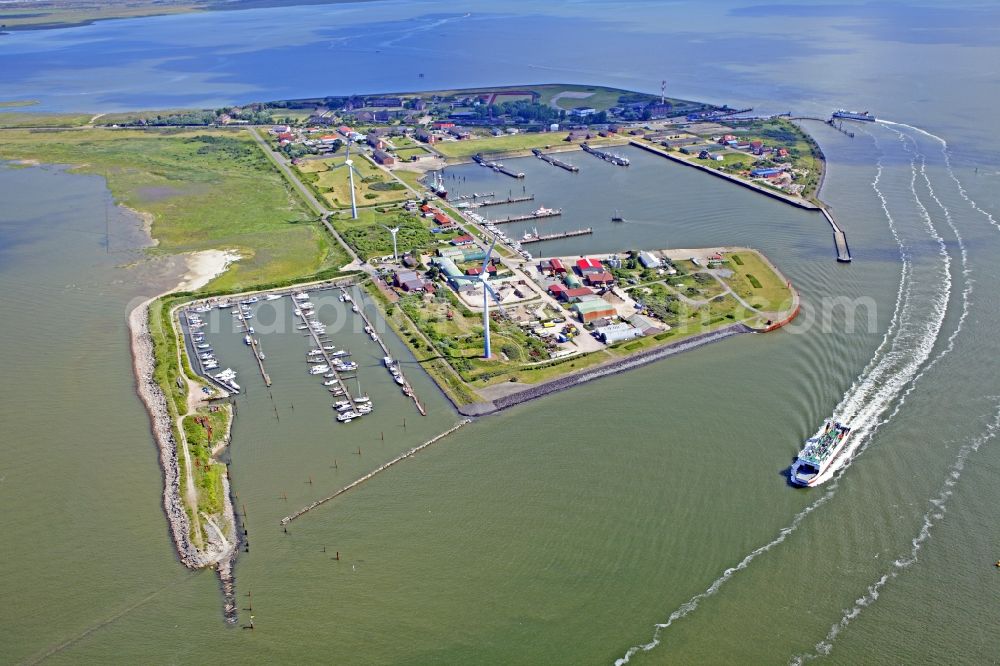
(2, 1, 1000, 663)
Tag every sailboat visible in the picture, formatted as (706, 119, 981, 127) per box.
(611, 209, 625, 223)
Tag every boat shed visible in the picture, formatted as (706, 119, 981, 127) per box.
(638, 251, 661, 269)
(572, 299, 617, 323)
(594, 323, 642, 344)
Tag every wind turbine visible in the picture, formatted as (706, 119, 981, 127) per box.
(380, 224, 401, 261)
(330, 139, 359, 219)
(454, 238, 503, 359)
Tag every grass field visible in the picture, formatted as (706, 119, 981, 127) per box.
(717, 251, 792, 311)
(0, 100, 39, 108)
(296, 153, 411, 208)
(0, 127, 348, 291)
(432, 132, 568, 158)
(0, 1, 199, 30)
(394, 146, 431, 160)
(0, 112, 94, 128)
(330, 206, 457, 259)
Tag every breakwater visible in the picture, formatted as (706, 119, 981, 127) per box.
(129, 298, 238, 620)
(280, 419, 472, 525)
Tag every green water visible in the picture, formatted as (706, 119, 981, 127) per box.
(4, 2, 1000, 662)
(5, 114, 1000, 664)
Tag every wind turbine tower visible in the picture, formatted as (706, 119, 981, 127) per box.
(660, 79, 666, 105)
(381, 224, 401, 261)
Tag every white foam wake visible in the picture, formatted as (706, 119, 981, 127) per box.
(789, 403, 1000, 664)
(614, 486, 838, 665)
(613, 122, 960, 665)
(807, 126, 954, 485)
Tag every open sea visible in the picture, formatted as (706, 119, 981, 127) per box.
(2, 1, 999, 663)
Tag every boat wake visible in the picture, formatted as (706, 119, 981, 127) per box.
(614, 118, 976, 664)
(789, 403, 1000, 664)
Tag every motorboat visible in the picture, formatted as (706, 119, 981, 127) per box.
(309, 365, 330, 375)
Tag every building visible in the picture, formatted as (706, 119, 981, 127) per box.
(465, 264, 497, 276)
(627, 313, 663, 335)
(560, 286, 595, 302)
(450, 234, 475, 246)
(572, 299, 617, 323)
(594, 323, 642, 344)
(751, 167, 785, 178)
(538, 257, 567, 275)
(367, 96, 402, 108)
(415, 130, 437, 144)
(585, 271, 614, 288)
(547, 283, 567, 297)
(570, 106, 597, 118)
(638, 251, 661, 269)
(575, 257, 604, 275)
(372, 149, 395, 166)
(367, 134, 386, 150)
(393, 270, 425, 292)
(432, 256, 463, 283)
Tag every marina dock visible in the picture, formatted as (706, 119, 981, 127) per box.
(520, 227, 593, 243)
(473, 153, 525, 179)
(478, 195, 535, 207)
(235, 305, 271, 387)
(532, 148, 580, 172)
(293, 299, 354, 406)
(279, 419, 472, 525)
(488, 208, 562, 225)
(342, 286, 426, 416)
(581, 143, 630, 166)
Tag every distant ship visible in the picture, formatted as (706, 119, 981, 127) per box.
(790, 421, 852, 486)
(611, 210, 625, 223)
(832, 109, 876, 122)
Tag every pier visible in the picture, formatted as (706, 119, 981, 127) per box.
(532, 148, 580, 172)
(478, 195, 535, 207)
(342, 286, 426, 416)
(487, 208, 562, 225)
(279, 419, 472, 525)
(473, 153, 525, 179)
(235, 305, 271, 387)
(520, 227, 593, 244)
(821, 208, 853, 262)
(293, 297, 354, 406)
(581, 143, 630, 166)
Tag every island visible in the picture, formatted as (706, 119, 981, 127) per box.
(0, 82, 824, 619)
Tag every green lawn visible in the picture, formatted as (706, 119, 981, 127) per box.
(0, 127, 347, 291)
(330, 207, 456, 259)
(297, 153, 411, 208)
(432, 132, 568, 158)
(717, 251, 792, 311)
(394, 146, 431, 159)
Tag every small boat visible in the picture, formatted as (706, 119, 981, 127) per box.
(309, 365, 330, 375)
(323, 380, 338, 386)
(323, 345, 336, 351)
(343, 294, 353, 303)
(394, 375, 406, 386)
(329, 388, 345, 396)
(354, 396, 370, 405)
(247, 327, 255, 334)
(265, 294, 283, 301)
(308, 358, 328, 364)
(331, 350, 349, 357)
(611, 210, 625, 223)
(323, 372, 336, 379)
(258, 353, 265, 360)
(351, 305, 359, 313)
(356, 404, 372, 414)
(308, 349, 324, 356)
(244, 335, 252, 345)
(297, 325, 309, 330)
(383, 356, 394, 367)
(197, 343, 211, 349)
(217, 302, 233, 309)
(336, 412, 354, 423)
(294, 292, 309, 301)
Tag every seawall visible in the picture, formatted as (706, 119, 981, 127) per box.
(458, 323, 752, 416)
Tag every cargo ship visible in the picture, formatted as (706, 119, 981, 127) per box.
(790, 421, 852, 486)
(831, 109, 876, 122)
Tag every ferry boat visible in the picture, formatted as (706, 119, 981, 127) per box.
(832, 109, 876, 122)
(790, 421, 852, 486)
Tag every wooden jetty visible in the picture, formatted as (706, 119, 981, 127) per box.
(488, 209, 562, 225)
(279, 419, 472, 525)
(520, 227, 593, 244)
(478, 195, 535, 207)
(532, 148, 579, 172)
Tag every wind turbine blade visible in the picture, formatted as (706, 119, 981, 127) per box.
(484, 281, 505, 309)
(480, 236, 497, 274)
